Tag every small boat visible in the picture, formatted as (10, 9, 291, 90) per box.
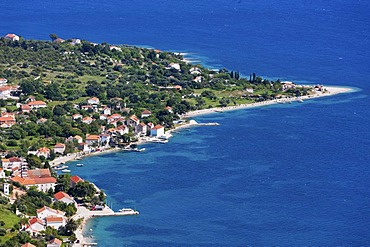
(298, 99, 304, 103)
(76, 163, 84, 167)
(54, 165, 68, 170)
(61, 169, 71, 173)
(134, 148, 146, 152)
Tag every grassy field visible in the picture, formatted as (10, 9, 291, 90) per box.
(0, 205, 20, 244)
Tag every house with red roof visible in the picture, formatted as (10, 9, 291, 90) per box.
(54, 191, 75, 205)
(21, 104, 31, 113)
(11, 169, 56, 192)
(0, 115, 16, 128)
(27, 100, 47, 110)
(73, 135, 83, 143)
(141, 110, 152, 118)
(4, 33, 19, 41)
(88, 97, 100, 105)
(47, 238, 62, 247)
(70, 175, 83, 188)
(127, 115, 140, 128)
(165, 106, 173, 113)
(1, 157, 23, 171)
(72, 113, 83, 120)
(21, 243, 36, 247)
(36, 118, 48, 124)
(81, 105, 93, 111)
(82, 116, 93, 124)
(26, 217, 45, 234)
(86, 134, 100, 146)
(36, 147, 50, 159)
(150, 125, 165, 137)
(46, 216, 66, 229)
(53, 143, 65, 154)
(37, 206, 65, 220)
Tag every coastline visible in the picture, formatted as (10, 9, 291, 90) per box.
(181, 85, 354, 119)
(66, 84, 354, 245)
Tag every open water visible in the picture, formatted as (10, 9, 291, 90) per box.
(1, 0, 370, 245)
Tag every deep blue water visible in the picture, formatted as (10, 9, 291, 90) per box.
(2, 0, 370, 245)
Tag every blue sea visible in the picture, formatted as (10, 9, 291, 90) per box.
(2, 0, 370, 245)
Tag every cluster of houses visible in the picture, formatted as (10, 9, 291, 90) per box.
(18, 175, 84, 247)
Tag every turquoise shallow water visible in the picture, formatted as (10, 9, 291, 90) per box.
(2, 0, 370, 245)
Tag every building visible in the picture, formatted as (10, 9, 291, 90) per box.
(82, 116, 93, 124)
(26, 218, 45, 234)
(72, 113, 83, 120)
(85, 134, 100, 146)
(73, 135, 83, 143)
(21, 243, 36, 247)
(141, 110, 152, 118)
(27, 100, 47, 110)
(0, 115, 16, 128)
(37, 206, 65, 220)
(47, 238, 62, 247)
(0, 168, 5, 178)
(46, 216, 65, 229)
(53, 143, 66, 154)
(88, 97, 100, 105)
(1, 157, 23, 171)
(127, 115, 139, 128)
(36, 147, 50, 159)
(54, 191, 75, 205)
(11, 169, 56, 192)
(150, 125, 165, 137)
(135, 122, 147, 136)
(0, 78, 7, 85)
(4, 33, 19, 41)
(70, 175, 83, 188)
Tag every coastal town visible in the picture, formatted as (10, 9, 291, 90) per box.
(0, 33, 351, 246)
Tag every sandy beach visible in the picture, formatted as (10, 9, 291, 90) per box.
(182, 86, 354, 119)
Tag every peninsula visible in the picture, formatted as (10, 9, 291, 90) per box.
(0, 34, 352, 246)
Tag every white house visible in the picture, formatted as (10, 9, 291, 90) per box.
(141, 110, 152, 118)
(88, 97, 100, 105)
(12, 169, 56, 192)
(70, 38, 81, 46)
(54, 191, 75, 205)
(168, 63, 181, 71)
(26, 218, 45, 234)
(190, 67, 202, 75)
(4, 33, 19, 41)
(85, 134, 100, 146)
(0, 168, 5, 178)
(82, 116, 93, 124)
(36, 147, 50, 159)
(0, 86, 11, 99)
(73, 135, 83, 143)
(135, 122, 147, 136)
(37, 206, 65, 220)
(127, 115, 140, 128)
(102, 107, 111, 115)
(0, 78, 7, 85)
(72, 113, 83, 120)
(53, 143, 65, 154)
(150, 125, 165, 137)
(1, 157, 23, 171)
(46, 216, 66, 229)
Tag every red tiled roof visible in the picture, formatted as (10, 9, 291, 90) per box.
(70, 175, 83, 184)
(54, 191, 73, 201)
(86, 134, 99, 140)
(9, 157, 22, 162)
(54, 143, 65, 148)
(38, 147, 50, 153)
(141, 110, 152, 114)
(28, 100, 46, 106)
(46, 216, 64, 223)
(29, 218, 43, 226)
(21, 243, 36, 247)
(152, 124, 164, 130)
